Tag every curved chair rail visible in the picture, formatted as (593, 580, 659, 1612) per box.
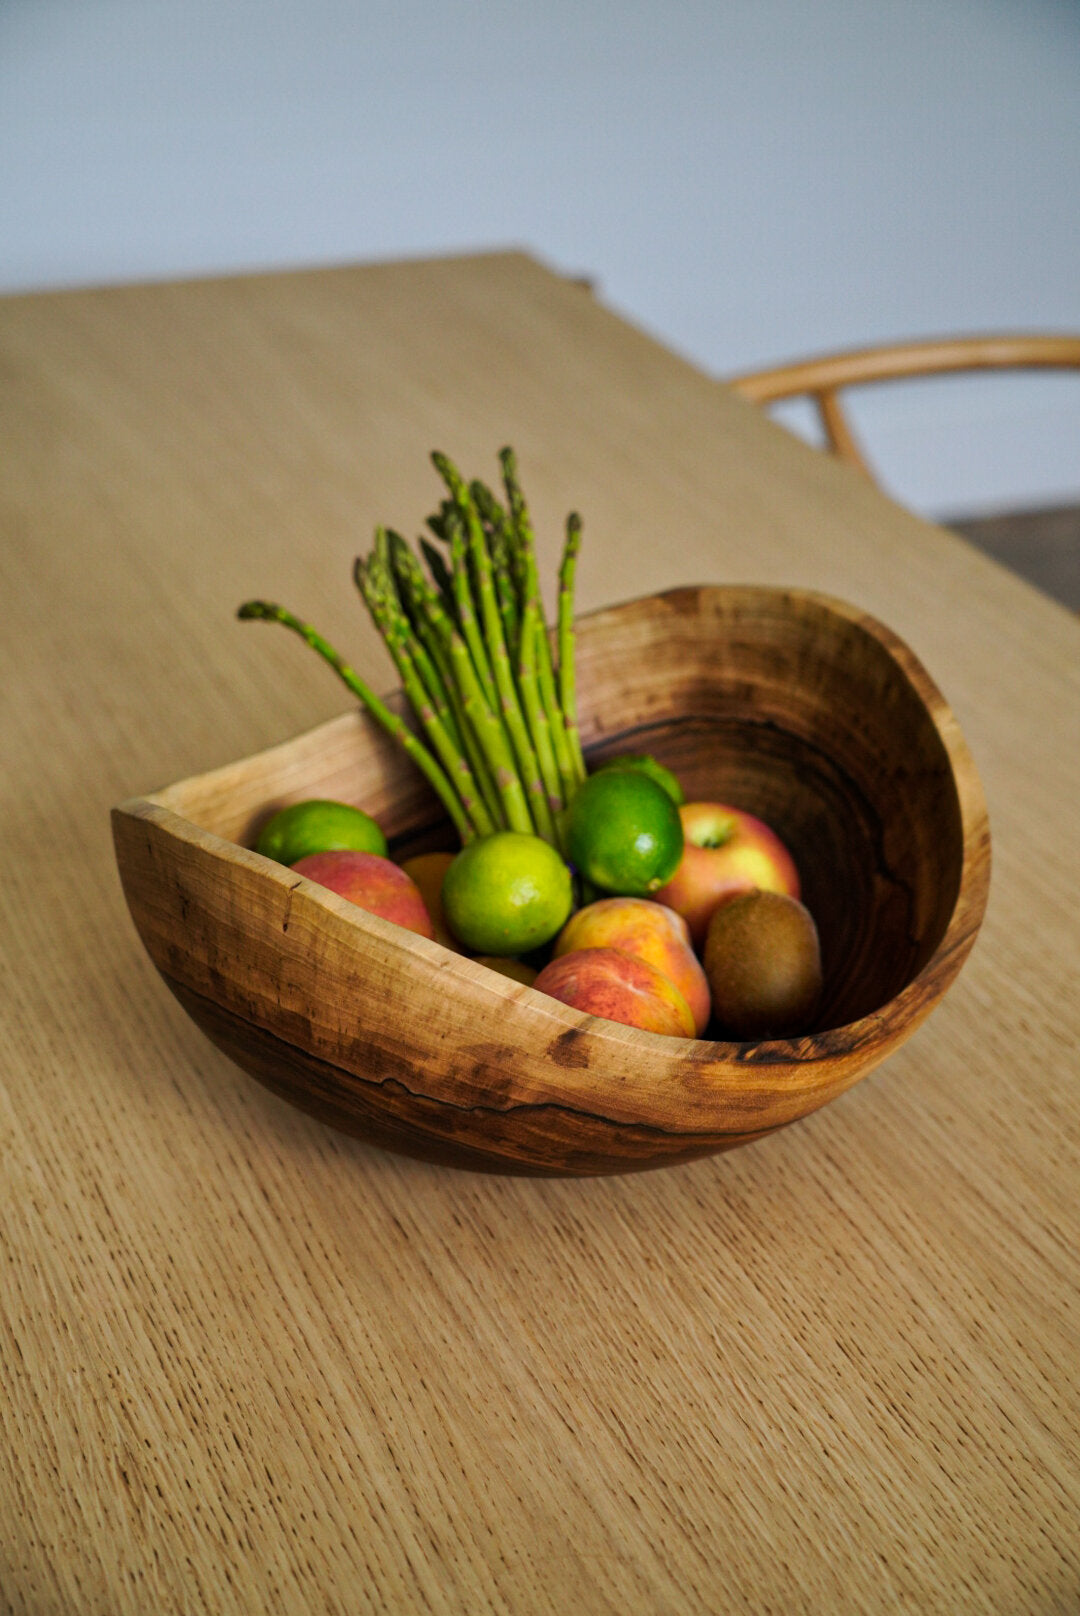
(729, 333, 1080, 481)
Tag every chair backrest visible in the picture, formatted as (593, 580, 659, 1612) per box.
(728, 334, 1080, 485)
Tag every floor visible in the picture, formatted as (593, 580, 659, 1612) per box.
(949, 503, 1080, 613)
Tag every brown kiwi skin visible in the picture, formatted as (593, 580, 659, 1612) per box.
(703, 890, 823, 1040)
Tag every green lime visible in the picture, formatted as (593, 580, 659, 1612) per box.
(566, 770, 684, 896)
(255, 799, 388, 866)
(442, 832, 573, 956)
(595, 752, 686, 805)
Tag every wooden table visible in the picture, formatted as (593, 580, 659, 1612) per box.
(3, 252, 1078, 1614)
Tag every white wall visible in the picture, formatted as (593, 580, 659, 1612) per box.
(4, 0, 1079, 518)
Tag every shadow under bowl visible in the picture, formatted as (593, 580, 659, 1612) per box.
(112, 586, 990, 1176)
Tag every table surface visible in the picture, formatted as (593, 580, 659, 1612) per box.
(3, 251, 1078, 1615)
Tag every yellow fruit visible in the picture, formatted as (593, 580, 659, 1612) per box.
(399, 852, 460, 951)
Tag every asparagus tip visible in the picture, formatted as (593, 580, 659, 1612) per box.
(237, 600, 275, 621)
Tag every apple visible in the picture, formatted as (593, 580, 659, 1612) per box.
(291, 850, 436, 940)
(533, 948, 696, 1038)
(654, 803, 800, 948)
(552, 897, 711, 1035)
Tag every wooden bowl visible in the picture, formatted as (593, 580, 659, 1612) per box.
(112, 586, 990, 1176)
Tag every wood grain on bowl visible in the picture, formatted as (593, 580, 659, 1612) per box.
(112, 586, 990, 1176)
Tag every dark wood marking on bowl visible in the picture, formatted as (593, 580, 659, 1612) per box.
(729, 1036, 844, 1067)
(165, 976, 778, 1176)
(546, 1027, 593, 1069)
(281, 878, 304, 934)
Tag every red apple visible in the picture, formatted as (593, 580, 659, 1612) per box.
(533, 948, 696, 1038)
(291, 850, 435, 940)
(653, 803, 800, 948)
(552, 897, 711, 1035)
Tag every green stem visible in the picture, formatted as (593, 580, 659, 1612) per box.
(444, 504, 499, 716)
(387, 621, 496, 838)
(438, 660, 506, 830)
(387, 537, 506, 829)
(419, 537, 458, 623)
(364, 543, 456, 742)
(517, 601, 565, 843)
(499, 444, 554, 677)
(500, 446, 573, 823)
(445, 627, 536, 836)
(356, 555, 495, 838)
(471, 479, 520, 656)
(558, 511, 587, 785)
(383, 528, 534, 835)
(536, 617, 577, 807)
(236, 601, 474, 844)
(436, 452, 557, 845)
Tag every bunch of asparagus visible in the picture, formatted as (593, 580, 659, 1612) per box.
(238, 447, 587, 852)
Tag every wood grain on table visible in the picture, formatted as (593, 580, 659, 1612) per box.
(2, 252, 1078, 1615)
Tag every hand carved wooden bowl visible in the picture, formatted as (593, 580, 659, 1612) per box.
(113, 586, 990, 1176)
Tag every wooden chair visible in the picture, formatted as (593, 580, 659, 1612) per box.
(728, 333, 1080, 487)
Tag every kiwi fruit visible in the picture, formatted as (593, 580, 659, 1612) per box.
(703, 890, 823, 1040)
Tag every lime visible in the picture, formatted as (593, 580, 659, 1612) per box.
(566, 770, 684, 896)
(442, 832, 573, 956)
(595, 753, 685, 805)
(255, 799, 388, 866)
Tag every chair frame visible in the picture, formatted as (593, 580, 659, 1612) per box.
(729, 334, 1080, 481)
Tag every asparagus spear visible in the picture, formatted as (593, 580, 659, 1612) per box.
(386, 533, 505, 830)
(389, 515, 537, 837)
(238, 447, 587, 854)
(434, 459, 558, 846)
(516, 598, 565, 839)
(236, 601, 475, 844)
(363, 540, 455, 740)
(443, 503, 499, 717)
(355, 551, 496, 839)
(419, 537, 457, 623)
(535, 614, 577, 808)
(471, 479, 520, 656)
(558, 511, 588, 785)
